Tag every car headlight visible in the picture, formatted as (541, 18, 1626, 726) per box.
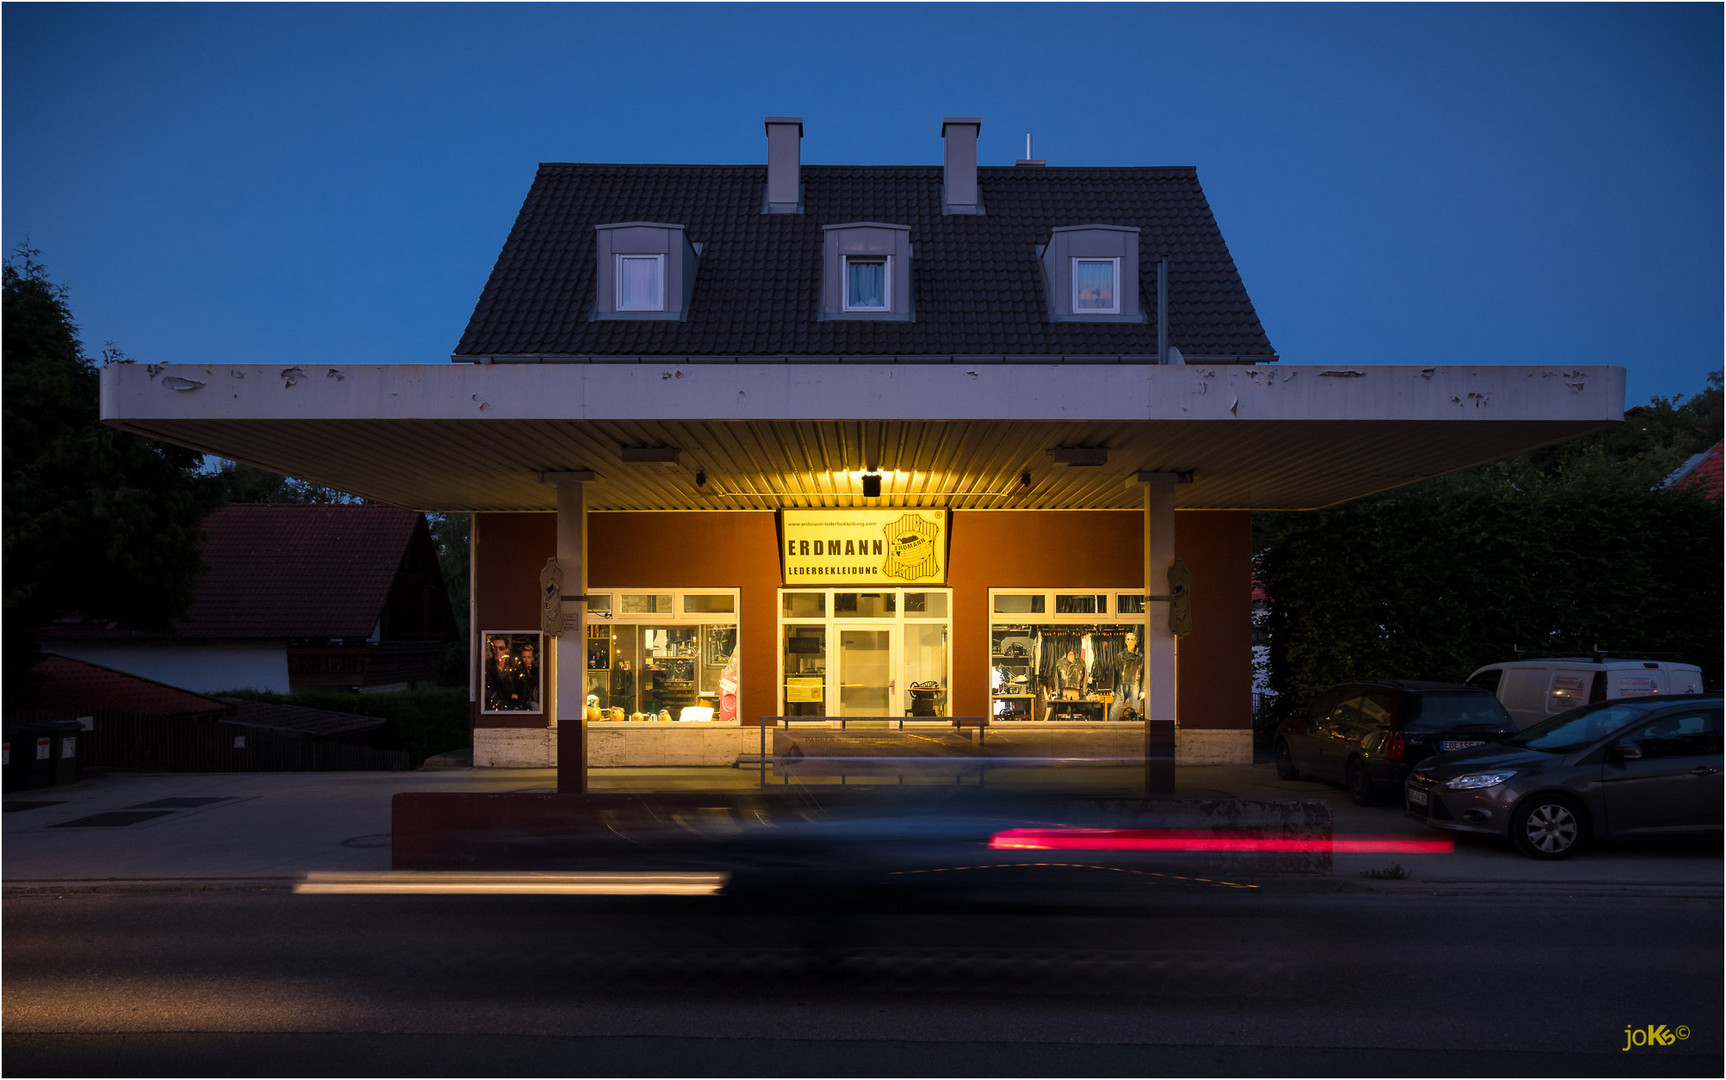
(1443, 771, 1516, 791)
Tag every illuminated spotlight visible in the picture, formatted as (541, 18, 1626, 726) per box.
(989, 829, 1453, 855)
(293, 871, 729, 895)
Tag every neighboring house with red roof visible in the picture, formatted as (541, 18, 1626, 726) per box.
(42, 504, 457, 695)
(31, 652, 235, 721)
(1664, 440, 1723, 501)
(24, 653, 406, 772)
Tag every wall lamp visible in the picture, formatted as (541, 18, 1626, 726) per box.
(860, 471, 883, 498)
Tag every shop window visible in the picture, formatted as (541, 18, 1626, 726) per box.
(989, 590, 1145, 722)
(834, 592, 895, 617)
(1055, 593, 1107, 614)
(903, 592, 947, 617)
(782, 626, 827, 717)
(683, 593, 736, 614)
(584, 588, 740, 722)
(783, 591, 826, 618)
(1117, 594, 1146, 615)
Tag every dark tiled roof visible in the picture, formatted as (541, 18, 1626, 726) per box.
(454, 164, 1276, 360)
(176, 504, 423, 639)
(216, 698, 388, 738)
(33, 654, 234, 719)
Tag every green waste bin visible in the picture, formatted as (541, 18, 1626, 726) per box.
(48, 719, 82, 786)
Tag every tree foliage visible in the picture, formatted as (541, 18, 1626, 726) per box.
(1256, 373, 1723, 711)
(208, 460, 359, 505)
(3, 248, 219, 700)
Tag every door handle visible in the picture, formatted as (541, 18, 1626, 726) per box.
(1690, 766, 1720, 776)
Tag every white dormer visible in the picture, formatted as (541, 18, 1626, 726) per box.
(1039, 224, 1144, 323)
(820, 223, 913, 321)
(593, 222, 701, 321)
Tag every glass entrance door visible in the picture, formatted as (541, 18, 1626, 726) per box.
(836, 626, 893, 718)
(779, 588, 951, 719)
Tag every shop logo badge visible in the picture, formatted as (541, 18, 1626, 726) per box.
(880, 513, 940, 581)
(1622, 1025, 1688, 1051)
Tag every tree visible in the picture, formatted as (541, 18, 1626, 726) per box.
(207, 460, 359, 505)
(2, 247, 218, 704)
(428, 512, 471, 684)
(1255, 374, 1724, 711)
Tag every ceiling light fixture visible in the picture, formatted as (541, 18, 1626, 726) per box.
(860, 472, 883, 498)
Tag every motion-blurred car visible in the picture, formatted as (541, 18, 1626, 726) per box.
(1405, 694, 1723, 859)
(1273, 680, 1516, 805)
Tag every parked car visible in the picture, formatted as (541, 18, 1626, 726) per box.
(1405, 694, 1723, 859)
(1273, 680, 1516, 805)
(1467, 655, 1704, 729)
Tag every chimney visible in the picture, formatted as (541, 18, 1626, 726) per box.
(764, 117, 802, 214)
(941, 117, 982, 215)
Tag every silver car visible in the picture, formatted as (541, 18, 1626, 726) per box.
(1405, 695, 1722, 859)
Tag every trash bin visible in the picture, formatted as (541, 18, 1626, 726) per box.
(6, 725, 56, 791)
(48, 719, 81, 786)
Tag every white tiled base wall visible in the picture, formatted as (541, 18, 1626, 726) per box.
(473, 724, 1253, 768)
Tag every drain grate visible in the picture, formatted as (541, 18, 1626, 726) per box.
(3, 801, 66, 813)
(129, 797, 232, 809)
(52, 810, 175, 828)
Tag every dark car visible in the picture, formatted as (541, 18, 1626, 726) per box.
(1405, 694, 1723, 859)
(1273, 680, 1516, 805)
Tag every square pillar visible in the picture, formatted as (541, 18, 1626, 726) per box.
(1140, 472, 1179, 791)
(548, 472, 592, 794)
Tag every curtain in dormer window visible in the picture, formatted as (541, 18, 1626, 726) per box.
(1074, 259, 1116, 312)
(617, 255, 665, 311)
(846, 258, 887, 310)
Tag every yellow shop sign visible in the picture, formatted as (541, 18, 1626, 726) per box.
(781, 509, 949, 584)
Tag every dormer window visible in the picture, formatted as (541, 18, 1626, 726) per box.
(843, 256, 889, 312)
(822, 223, 913, 321)
(1040, 225, 1143, 323)
(593, 223, 699, 321)
(1073, 257, 1120, 314)
(617, 254, 665, 311)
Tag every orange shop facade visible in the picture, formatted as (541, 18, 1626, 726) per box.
(470, 507, 1251, 769)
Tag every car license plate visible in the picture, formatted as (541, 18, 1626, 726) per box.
(1440, 740, 1483, 751)
(1407, 787, 1428, 807)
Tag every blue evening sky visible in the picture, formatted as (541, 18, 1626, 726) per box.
(4, 3, 1719, 407)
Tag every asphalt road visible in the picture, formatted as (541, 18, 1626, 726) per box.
(5, 878, 1720, 1077)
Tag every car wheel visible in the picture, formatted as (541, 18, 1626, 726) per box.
(1512, 795, 1585, 860)
(1346, 758, 1376, 806)
(1274, 738, 1301, 780)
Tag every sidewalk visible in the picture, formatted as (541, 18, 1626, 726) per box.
(3, 764, 1719, 895)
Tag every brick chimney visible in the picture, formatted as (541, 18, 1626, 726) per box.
(765, 117, 802, 214)
(941, 117, 982, 215)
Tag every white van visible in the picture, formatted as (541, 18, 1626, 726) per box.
(1467, 656, 1706, 729)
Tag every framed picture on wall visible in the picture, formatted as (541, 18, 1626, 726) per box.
(481, 631, 543, 714)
